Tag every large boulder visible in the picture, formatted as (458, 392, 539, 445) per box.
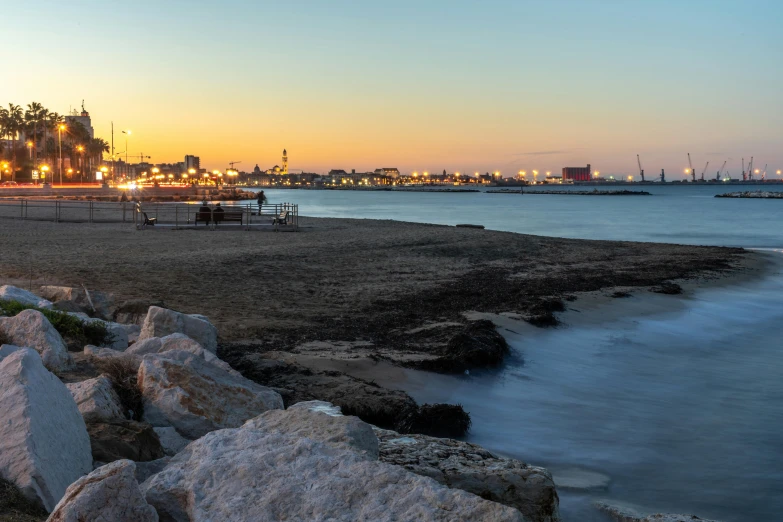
(127, 333, 238, 376)
(138, 307, 218, 354)
(141, 422, 524, 521)
(415, 319, 510, 373)
(376, 427, 559, 522)
(0, 309, 72, 371)
(47, 459, 158, 521)
(38, 286, 114, 321)
(66, 376, 125, 423)
(0, 348, 92, 512)
(86, 420, 166, 463)
(0, 285, 52, 309)
(245, 401, 379, 459)
(80, 317, 128, 351)
(138, 350, 283, 439)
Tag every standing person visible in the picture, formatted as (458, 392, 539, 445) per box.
(256, 190, 267, 215)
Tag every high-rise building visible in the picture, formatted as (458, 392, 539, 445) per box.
(562, 164, 592, 182)
(185, 155, 200, 171)
(282, 149, 288, 175)
(65, 101, 95, 139)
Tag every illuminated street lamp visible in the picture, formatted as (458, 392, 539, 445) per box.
(26, 141, 33, 160)
(40, 165, 50, 184)
(58, 124, 66, 184)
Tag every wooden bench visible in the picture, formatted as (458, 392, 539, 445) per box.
(213, 210, 243, 225)
(142, 212, 157, 227)
(272, 210, 289, 225)
(195, 210, 212, 225)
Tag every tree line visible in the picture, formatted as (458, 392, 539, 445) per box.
(0, 102, 110, 182)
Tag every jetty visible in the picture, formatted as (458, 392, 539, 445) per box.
(715, 191, 783, 199)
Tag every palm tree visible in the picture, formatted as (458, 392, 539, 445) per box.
(87, 137, 109, 174)
(25, 102, 45, 166)
(0, 104, 24, 180)
(44, 111, 64, 172)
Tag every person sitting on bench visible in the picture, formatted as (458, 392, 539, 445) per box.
(197, 201, 211, 225)
(213, 202, 225, 224)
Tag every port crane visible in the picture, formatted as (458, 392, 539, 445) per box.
(637, 154, 645, 182)
(748, 157, 754, 181)
(761, 164, 767, 181)
(688, 153, 695, 182)
(228, 161, 242, 170)
(717, 160, 727, 181)
(700, 161, 709, 182)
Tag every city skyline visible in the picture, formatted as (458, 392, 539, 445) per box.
(5, 1, 781, 177)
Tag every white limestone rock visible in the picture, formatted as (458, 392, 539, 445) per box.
(38, 285, 114, 321)
(83, 318, 129, 351)
(141, 426, 524, 521)
(0, 309, 72, 371)
(138, 350, 283, 439)
(124, 324, 141, 344)
(152, 427, 191, 457)
(127, 333, 239, 376)
(0, 285, 53, 308)
(66, 376, 125, 423)
(245, 401, 379, 459)
(138, 307, 218, 353)
(0, 348, 92, 512)
(47, 459, 158, 521)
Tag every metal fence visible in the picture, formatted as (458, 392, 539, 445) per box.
(0, 199, 299, 231)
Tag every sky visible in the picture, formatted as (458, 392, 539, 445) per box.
(3, 0, 782, 177)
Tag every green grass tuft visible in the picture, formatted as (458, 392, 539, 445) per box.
(0, 300, 115, 350)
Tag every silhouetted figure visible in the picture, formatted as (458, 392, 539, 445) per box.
(213, 202, 225, 225)
(197, 201, 211, 225)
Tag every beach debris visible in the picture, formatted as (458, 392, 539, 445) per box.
(152, 427, 191, 457)
(0, 347, 92, 512)
(375, 426, 560, 522)
(0, 285, 53, 309)
(66, 375, 125, 423)
(141, 406, 524, 522)
(137, 306, 218, 354)
(456, 223, 485, 229)
(86, 420, 165, 463)
(47, 460, 158, 522)
(138, 349, 283, 439)
(0, 309, 73, 371)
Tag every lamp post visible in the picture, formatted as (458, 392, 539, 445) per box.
(27, 141, 33, 161)
(40, 165, 49, 186)
(76, 146, 85, 183)
(122, 130, 131, 179)
(58, 124, 66, 185)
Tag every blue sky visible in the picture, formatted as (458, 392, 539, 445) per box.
(4, 0, 781, 175)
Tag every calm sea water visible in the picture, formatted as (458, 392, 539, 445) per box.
(253, 185, 783, 521)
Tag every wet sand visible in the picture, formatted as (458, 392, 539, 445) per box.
(0, 217, 757, 359)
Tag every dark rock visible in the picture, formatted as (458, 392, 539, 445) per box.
(0, 478, 47, 522)
(394, 403, 472, 438)
(413, 320, 509, 373)
(651, 283, 683, 295)
(86, 420, 165, 463)
(611, 291, 631, 298)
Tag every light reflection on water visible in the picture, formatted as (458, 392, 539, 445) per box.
(393, 258, 783, 521)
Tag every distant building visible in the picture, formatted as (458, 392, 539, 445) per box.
(329, 169, 349, 176)
(65, 102, 95, 139)
(562, 164, 591, 182)
(281, 149, 288, 175)
(373, 167, 400, 179)
(185, 155, 200, 171)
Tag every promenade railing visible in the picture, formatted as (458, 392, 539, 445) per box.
(0, 199, 299, 231)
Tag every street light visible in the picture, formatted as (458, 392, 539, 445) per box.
(26, 141, 33, 160)
(122, 130, 131, 179)
(58, 124, 66, 184)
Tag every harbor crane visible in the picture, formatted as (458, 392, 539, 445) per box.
(700, 161, 709, 181)
(688, 153, 695, 182)
(228, 161, 242, 170)
(762, 164, 767, 181)
(660, 169, 666, 183)
(717, 160, 727, 181)
(637, 154, 645, 182)
(748, 157, 754, 181)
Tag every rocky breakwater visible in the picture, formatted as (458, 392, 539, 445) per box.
(0, 285, 561, 520)
(715, 190, 783, 198)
